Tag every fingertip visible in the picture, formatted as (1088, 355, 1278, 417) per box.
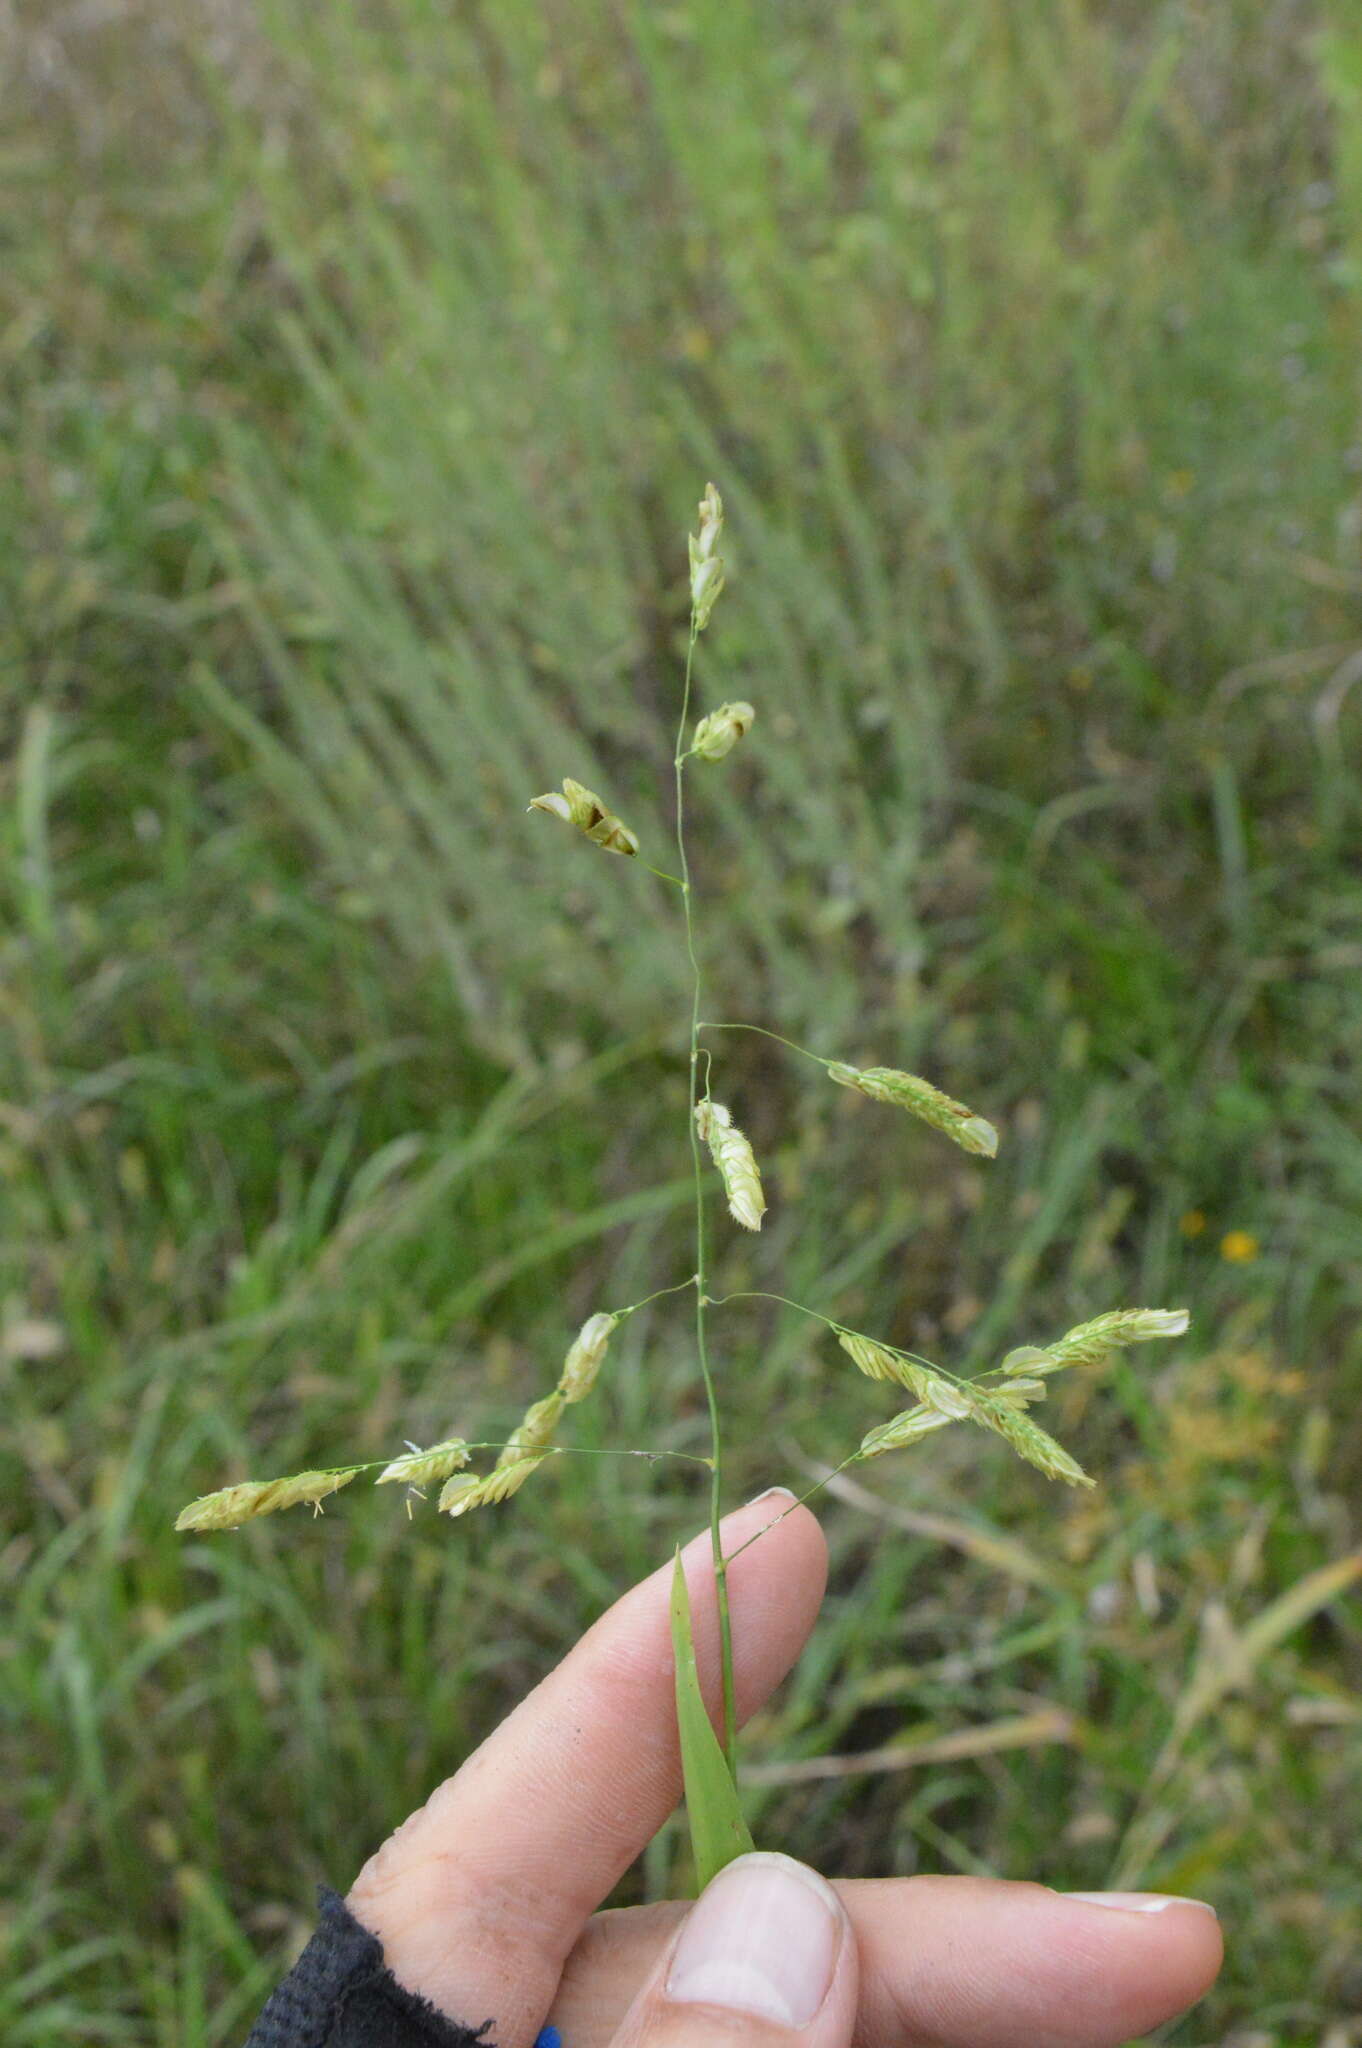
(1058, 1889, 1225, 2020)
(847, 1874, 1224, 2048)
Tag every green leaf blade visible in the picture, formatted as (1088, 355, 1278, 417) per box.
(670, 1549, 754, 1892)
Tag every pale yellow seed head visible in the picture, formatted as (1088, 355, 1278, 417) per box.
(1044, 1307, 1191, 1372)
(437, 1474, 484, 1516)
(1001, 1344, 1057, 1376)
(175, 1480, 277, 1533)
(559, 1311, 618, 1404)
(836, 1329, 904, 1383)
(174, 1467, 358, 1532)
(988, 1378, 1048, 1405)
(860, 1407, 953, 1458)
(695, 483, 723, 558)
(688, 483, 726, 629)
(694, 1098, 766, 1231)
(827, 1062, 997, 1158)
(376, 1439, 471, 1487)
(973, 1397, 1094, 1488)
(692, 701, 756, 762)
(527, 778, 639, 857)
(919, 1377, 973, 1420)
(497, 1393, 564, 1466)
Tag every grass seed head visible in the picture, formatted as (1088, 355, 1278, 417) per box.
(559, 1311, 618, 1403)
(441, 1454, 549, 1516)
(692, 701, 755, 761)
(1041, 1306, 1191, 1372)
(972, 1396, 1094, 1487)
(498, 1392, 564, 1464)
(827, 1062, 998, 1158)
(860, 1406, 953, 1458)
(694, 1098, 766, 1230)
(376, 1439, 471, 1487)
(1000, 1344, 1057, 1376)
(836, 1329, 904, 1383)
(528, 777, 639, 856)
(836, 1330, 973, 1413)
(988, 1377, 1047, 1404)
(436, 1474, 483, 1515)
(688, 483, 726, 629)
(174, 1467, 359, 1532)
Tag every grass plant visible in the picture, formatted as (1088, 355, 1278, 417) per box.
(4, 2, 1361, 2039)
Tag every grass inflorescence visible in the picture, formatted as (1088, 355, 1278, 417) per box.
(6, 2, 1362, 2038)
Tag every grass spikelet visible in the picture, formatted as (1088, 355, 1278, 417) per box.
(688, 482, 725, 630)
(694, 1099, 766, 1231)
(498, 1392, 564, 1464)
(836, 1329, 904, 1383)
(558, 1311, 618, 1403)
(835, 1329, 972, 1414)
(971, 1396, 1094, 1488)
(999, 1345, 1056, 1375)
(692, 701, 755, 761)
(988, 1378, 1048, 1405)
(436, 1474, 483, 1515)
(860, 1406, 954, 1458)
(174, 1468, 359, 1532)
(827, 1062, 999, 1158)
(528, 777, 639, 856)
(376, 1439, 471, 1487)
(1006, 1306, 1191, 1375)
(441, 1454, 549, 1516)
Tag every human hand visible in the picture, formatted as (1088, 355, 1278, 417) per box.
(348, 1492, 1222, 2048)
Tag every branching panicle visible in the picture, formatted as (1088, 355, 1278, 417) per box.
(172, 479, 1198, 1866)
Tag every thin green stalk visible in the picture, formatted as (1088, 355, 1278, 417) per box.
(723, 1452, 865, 1566)
(674, 618, 739, 1776)
(705, 1288, 838, 1327)
(698, 1020, 833, 1070)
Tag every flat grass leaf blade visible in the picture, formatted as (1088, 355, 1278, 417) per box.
(670, 1549, 754, 1891)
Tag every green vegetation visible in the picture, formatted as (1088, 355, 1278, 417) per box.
(3, 3, 1361, 2040)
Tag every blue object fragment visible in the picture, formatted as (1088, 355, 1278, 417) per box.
(534, 2030, 563, 2048)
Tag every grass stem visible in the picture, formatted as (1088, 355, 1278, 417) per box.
(674, 618, 739, 1777)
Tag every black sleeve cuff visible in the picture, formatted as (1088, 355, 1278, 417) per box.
(245, 1887, 496, 2048)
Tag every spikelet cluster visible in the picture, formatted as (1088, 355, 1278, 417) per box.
(438, 1455, 549, 1517)
(1001, 1307, 1190, 1377)
(499, 1392, 564, 1463)
(688, 484, 726, 630)
(860, 1406, 952, 1458)
(558, 1311, 618, 1403)
(827, 1062, 998, 1159)
(839, 1324, 1091, 1485)
(692, 702, 755, 762)
(175, 1468, 359, 1533)
(970, 1395, 1094, 1488)
(376, 1439, 471, 1488)
(836, 1330, 904, 1384)
(695, 1099, 766, 1231)
(528, 778, 639, 857)
(836, 1330, 972, 1416)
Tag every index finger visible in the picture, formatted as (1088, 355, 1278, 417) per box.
(348, 1492, 827, 2044)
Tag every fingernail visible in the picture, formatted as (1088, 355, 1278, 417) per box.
(1063, 1891, 1218, 1917)
(667, 1852, 843, 2025)
(745, 1486, 797, 1508)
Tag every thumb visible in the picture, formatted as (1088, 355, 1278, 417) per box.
(607, 1854, 857, 2048)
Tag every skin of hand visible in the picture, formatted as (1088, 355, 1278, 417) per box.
(348, 1491, 1223, 2048)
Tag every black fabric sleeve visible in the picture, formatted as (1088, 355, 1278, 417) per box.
(245, 1887, 496, 2048)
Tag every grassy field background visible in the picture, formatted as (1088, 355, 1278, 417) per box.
(4, 2, 1362, 2040)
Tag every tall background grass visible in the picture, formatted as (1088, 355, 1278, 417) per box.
(3, 2, 1361, 2040)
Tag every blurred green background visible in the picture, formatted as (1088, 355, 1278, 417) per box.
(4, 2, 1362, 2040)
